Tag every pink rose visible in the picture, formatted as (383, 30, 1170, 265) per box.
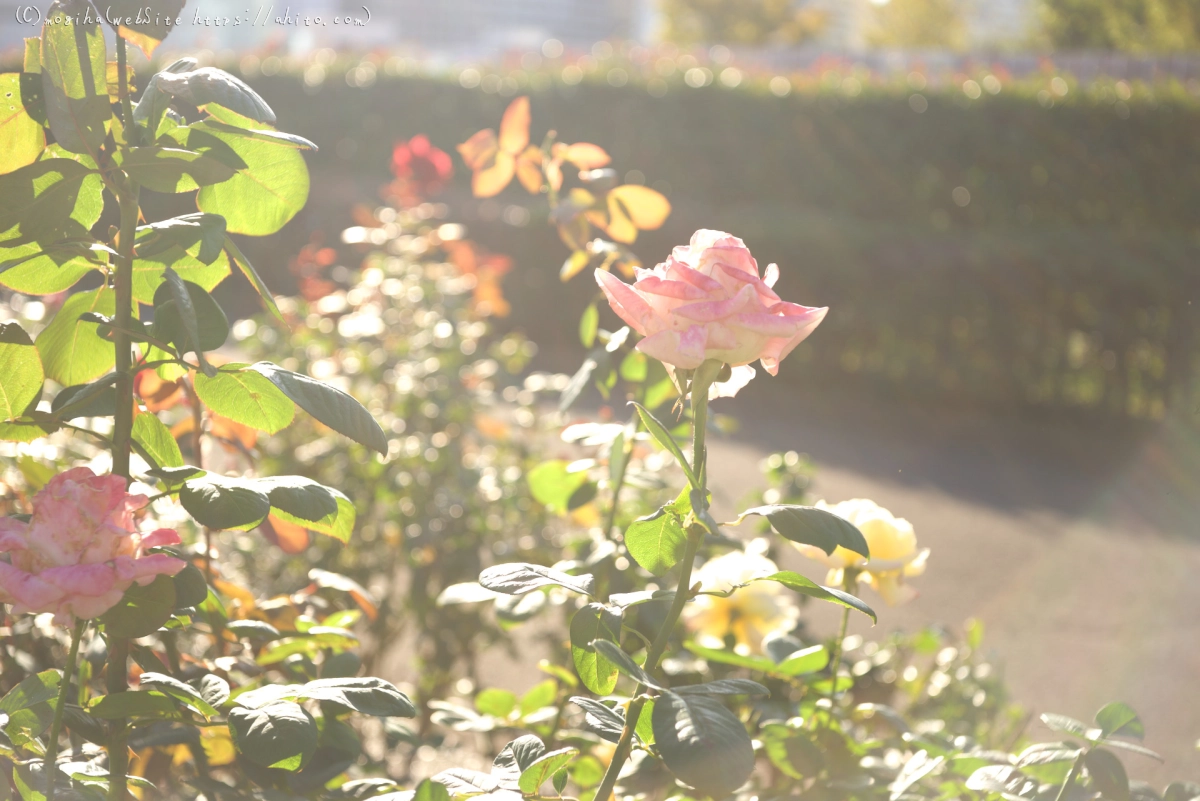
(595, 230, 827, 383)
(0, 467, 184, 624)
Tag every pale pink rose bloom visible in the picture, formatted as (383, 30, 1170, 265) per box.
(0, 467, 184, 623)
(595, 229, 828, 391)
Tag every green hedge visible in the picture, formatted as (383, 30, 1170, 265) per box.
(203, 67, 1200, 420)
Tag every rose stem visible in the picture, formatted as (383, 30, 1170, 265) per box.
(44, 619, 86, 801)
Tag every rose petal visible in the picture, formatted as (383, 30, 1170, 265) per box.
(141, 528, 182, 549)
(40, 563, 117, 596)
(595, 268, 654, 335)
(113, 554, 185, 584)
(716, 262, 780, 303)
(636, 325, 707, 369)
(0, 562, 63, 614)
(633, 276, 708, 300)
(665, 258, 724, 293)
(763, 263, 779, 288)
(759, 306, 828, 376)
(673, 284, 758, 323)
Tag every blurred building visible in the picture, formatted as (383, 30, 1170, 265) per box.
(381, 0, 647, 53)
(802, 0, 1035, 50)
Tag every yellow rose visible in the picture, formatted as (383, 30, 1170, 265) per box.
(683, 539, 800, 655)
(795, 498, 929, 606)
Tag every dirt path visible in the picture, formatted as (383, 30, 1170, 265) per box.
(701, 384, 1200, 784)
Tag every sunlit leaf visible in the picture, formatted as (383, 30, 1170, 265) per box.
(498, 96, 530, 155)
(561, 143, 610, 170)
(515, 145, 543, 193)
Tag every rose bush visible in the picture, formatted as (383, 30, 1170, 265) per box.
(0, 467, 183, 623)
(1, 25, 1198, 801)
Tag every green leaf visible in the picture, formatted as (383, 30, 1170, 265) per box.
(569, 697, 625, 742)
(247, 362, 387, 455)
(132, 249, 230, 305)
(0, 671, 60, 715)
(749, 571, 877, 623)
(735, 504, 870, 558)
(222, 235, 281, 319)
(170, 561, 207, 608)
(774, 644, 830, 676)
(228, 700, 318, 771)
(87, 691, 179, 721)
(579, 302, 598, 348)
(0, 417, 55, 442)
(105, 0, 186, 57)
(1015, 743, 1083, 768)
(1041, 713, 1095, 739)
(40, 0, 110, 157)
(296, 678, 416, 717)
(152, 269, 223, 371)
(475, 688, 517, 719)
(137, 673, 217, 719)
(0, 240, 107, 295)
(156, 71, 276, 124)
(636, 698, 656, 747)
(624, 507, 687, 576)
(192, 365, 294, 434)
(191, 117, 312, 236)
(50, 373, 118, 420)
(652, 691, 755, 799)
(631, 401, 699, 487)
(589, 639, 665, 691)
(479, 563, 595, 597)
(0, 322, 43, 421)
(179, 473, 271, 530)
(62, 705, 107, 745)
(121, 146, 237, 194)
(0, 73, 46, 175)
(1085, 748, 1130, 801)
(35, 287, 115, 385)
(518, 748, 578, 795)
(0, 158, 99, 246)
(619, 350, 648, 383)
(198, 674, 231, 708)
(135, 213, 227, 265)
(674, 679, 769, 697)
(256, 475, 339, 523)
(1165, 782, 1200, 801)
(131, 410, 183, 469)
(1095, 702, 1145, 741)
(493, 734, 547, 778)
(432, 769, 504, 796)
(101, 574, 177, 637)
(270, 492, 356, 543)
(225, 619, 281, 641)
(519, 679, 557, 717)
(570, 604, 623, 695)
(527, 460, 589, 515)
(684, 642, 778, 674)
(413, 778, 450, 801)
(146, 465, 205, 485)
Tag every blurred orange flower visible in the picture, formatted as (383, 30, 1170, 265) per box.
(445, 239, 513, 318)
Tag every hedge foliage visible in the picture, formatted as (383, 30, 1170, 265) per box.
(153, 61, 1200, 420)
